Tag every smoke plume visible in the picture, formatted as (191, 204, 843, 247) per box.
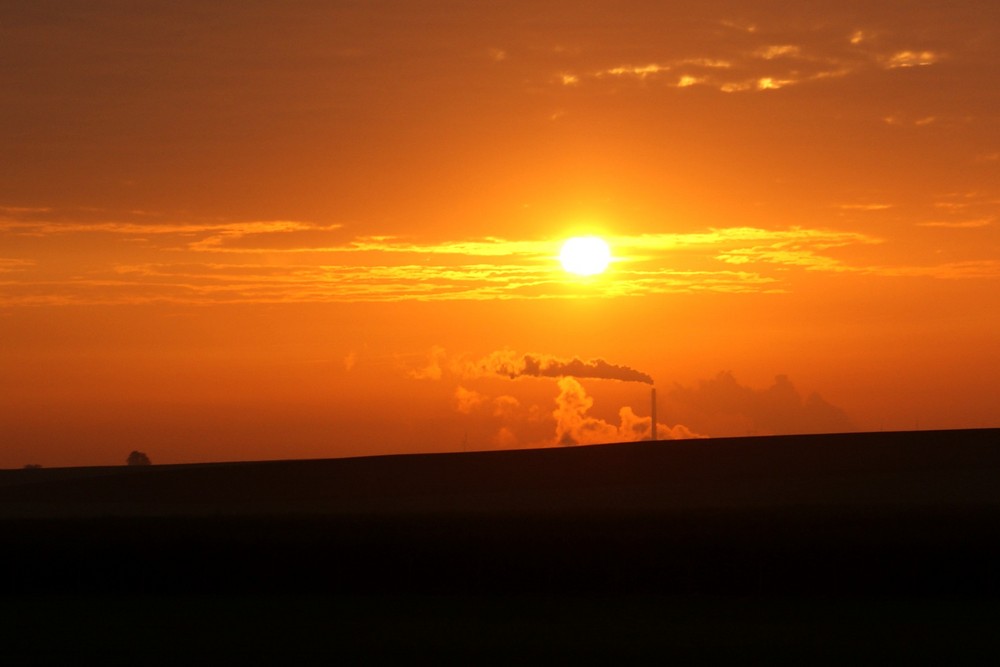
(470, 349, 653, 384)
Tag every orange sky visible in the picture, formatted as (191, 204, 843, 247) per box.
(2, 1, 998, 467)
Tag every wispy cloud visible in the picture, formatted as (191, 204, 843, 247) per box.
(0, 205, 53, 215)
(883, 50, 940, 69)
(882, 115, 938, 127)
(874, 261, 1000, 280)
(602, 63, 670, 78)
(556, 22, 945, 95)
(916, 193, 999, 230)
(0, 258, 35, 273)
(917, 218, 993, 229)
(718, 245, 1000, 280)
(720, 20, 757, 34)
(836, 203, 894, 211)
(1, 211, 995, 306)
(755, 45, 801, 59)
(610, 227, 878, 252)
(0, 219, 340, 245)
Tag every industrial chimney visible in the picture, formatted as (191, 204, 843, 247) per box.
(650, 387, 658, 441)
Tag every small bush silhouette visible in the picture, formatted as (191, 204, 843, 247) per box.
(126, 451, 151, 466)
(23, 463, 42, 469)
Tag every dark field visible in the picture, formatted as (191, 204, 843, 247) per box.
(4, 429, 1000, 659)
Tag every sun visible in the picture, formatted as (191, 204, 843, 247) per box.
(559, 236, 612, 276)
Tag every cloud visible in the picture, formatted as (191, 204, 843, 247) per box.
(756, 45, 801, 59)
(410, 346, 447, 380)
(883, 50, 940, 69)
(454, 386, 487, 414)
(713, 227, 882, 272)
(721, 20, 757, 34)
(492, 395, 521, 418)
(436, 354, 698, 448)
(836, 202, 893, 211)
(2, 210, 993, 307)
(443, 367, 848, 449)
(679, 58, 733, 69)
(875, 261, 1000, 280)
(716, 242, 1000, 279)
(0, 219, 329, 243)
(493, 427, 518, 448)
(611, 227, 879, 251)
(664, 372, 854, 437)
(602, 63, 670, 78)
(585, 45, 852, 92)
(553, 377, 700, 446)
(0, 258, 34, 273)
(716, 247, 854, 272)
(836, 203, 894, 211)
(553, 16, 947, 95)
(553, 377, 618, 445)
(882, 115, 938, 127)
(0, 205, 53, 215)
(917, 218, 993, 229)
(343, 351, 357, 371)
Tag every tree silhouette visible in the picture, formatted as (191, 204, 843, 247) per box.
(126, 450, 151, 466)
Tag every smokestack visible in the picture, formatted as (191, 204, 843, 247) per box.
(650, 387, 658, 441)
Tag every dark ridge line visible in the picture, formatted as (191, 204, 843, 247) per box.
(4, 427, 998, 475)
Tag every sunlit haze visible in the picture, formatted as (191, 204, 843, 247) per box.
(1, 1, 998, 467)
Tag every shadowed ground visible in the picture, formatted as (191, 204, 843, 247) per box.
(3, 429, 1000, 658)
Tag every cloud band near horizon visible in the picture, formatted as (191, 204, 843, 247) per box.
(1, 212, 997, 306)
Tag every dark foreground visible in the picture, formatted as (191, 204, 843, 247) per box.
(3, 429, 1000, 659)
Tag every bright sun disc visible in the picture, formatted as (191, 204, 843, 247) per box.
(559, 236, 611, 276)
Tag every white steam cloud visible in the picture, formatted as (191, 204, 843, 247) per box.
(553, 377, 701, 446)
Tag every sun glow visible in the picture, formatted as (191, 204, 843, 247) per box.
(559, 236, 612, 276)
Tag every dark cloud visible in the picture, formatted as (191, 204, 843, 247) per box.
(664, 371, 854, 437)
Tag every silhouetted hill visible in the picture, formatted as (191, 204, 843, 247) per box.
(2, 428, 999, 517)
(5, 429, 1000, 659)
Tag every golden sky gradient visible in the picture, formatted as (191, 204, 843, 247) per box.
(2, 1, 998, 466)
